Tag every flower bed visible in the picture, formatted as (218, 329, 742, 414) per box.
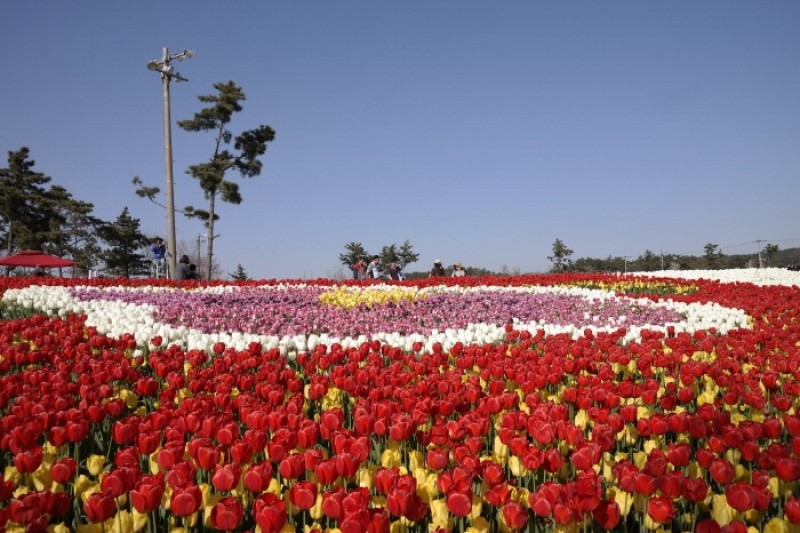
(0, 271, 799, 532)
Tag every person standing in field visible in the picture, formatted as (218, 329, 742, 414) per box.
(352, 259, 366, 280)
(366, 256, 383, 279)
(178, 254, 192, 280)
(430, 259, 445, 277)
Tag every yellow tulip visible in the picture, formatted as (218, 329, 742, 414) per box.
(381, 447, 402, 468)
(711, 494, 734, 526)
(632, 450, 648, 470)
(309, 492, 324, 520)
(643, 515, 672, 531)
(412, 468, 438, 503)
(108, 510, 134, 533)
(466, 516, 491, 533)
(407, 449, 424, 472)
(507, 456, 527, 477)
(148, 451, 161, 474)
(643, 439, 659, 454)
(131, 510, 149, 533)
(763, 518, 790, 533)
(574, 409, 588, 430)
(87, 454, 106, 477)
(469, 493, 483, 520)
(74, 475, 99, 501)
(430, 498, 452, 529)
(372, 495, 387, 508)
(601, 455, 617, 483)
(31, 463, 54, 491)
(267, 477, 282, 496)
(357, 464, 376, 489)
(518, 399, 531, 414)
(493, 435, 509, 464)
(697, 390, 717, 406)
(119, 388, 139, 409)
(609, 488, 633, 516)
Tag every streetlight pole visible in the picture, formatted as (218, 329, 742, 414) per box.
(147, 47, 193, 280)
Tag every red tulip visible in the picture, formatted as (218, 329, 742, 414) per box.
(573, 471, 602, 512)
(647, 496, 676, 524)
(166, 461, 196, 490)
(170, 484, 202, 517)
(130, 474, 165, 514)
(101, 467, 140, 497)
(289, 480, 318, 510)
(571, 443, 600, 471)
(13, 446, 43, 474)
(244, 462, 273, 494)
(366, 507, 391, 533)
(254, 493, 287, 533)
(593, 499, 621, 529)
(84, 490, 117, 523)
(214, 421, 239, 446)
(552, 503, 576, 525)
(322, 488, 345, 519)
(445, 490, 472, 517)
(335, 452, 360, 478)
(387, 476, 427, 521)
(211, 463, 242, 492)
(659, 471, 684, 499)
(785, 497, 800, 524)
(50, 458, 77, 484)
(211, 496, 244, 531)
(426, 447, 449, 471)
(530, 493, 552, 517)
(374, 467, 399, 494)
(725, 483, 754, 512)
(278, 453, 306, 480)
(7, 493, 47, 525)
(502, 500, 529, 530)
(695, 518, 723, 533)
(484, 482, 512, 507)
(709, 458, 735, 485)
(775, 457, 800, 481)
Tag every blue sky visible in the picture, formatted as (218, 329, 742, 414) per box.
(2, 2, 798, 279)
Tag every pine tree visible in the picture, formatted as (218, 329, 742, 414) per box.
(98, 208, 150, 278)
(229, 264, 249, 281)
(178, 81, 276, 280)
(0, 147, 53, 253)
(548, 238, 574, 272)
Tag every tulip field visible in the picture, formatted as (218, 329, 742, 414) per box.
(2, 269, 800, 532)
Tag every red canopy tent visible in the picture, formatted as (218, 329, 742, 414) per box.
(0, 249, 76, 268)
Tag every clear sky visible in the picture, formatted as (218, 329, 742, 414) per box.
(2, 2, 798, 279)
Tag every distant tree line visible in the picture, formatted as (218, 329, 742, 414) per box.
(548, 238, 800, 273)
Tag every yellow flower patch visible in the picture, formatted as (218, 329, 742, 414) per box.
(319, 286, 425, 309)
